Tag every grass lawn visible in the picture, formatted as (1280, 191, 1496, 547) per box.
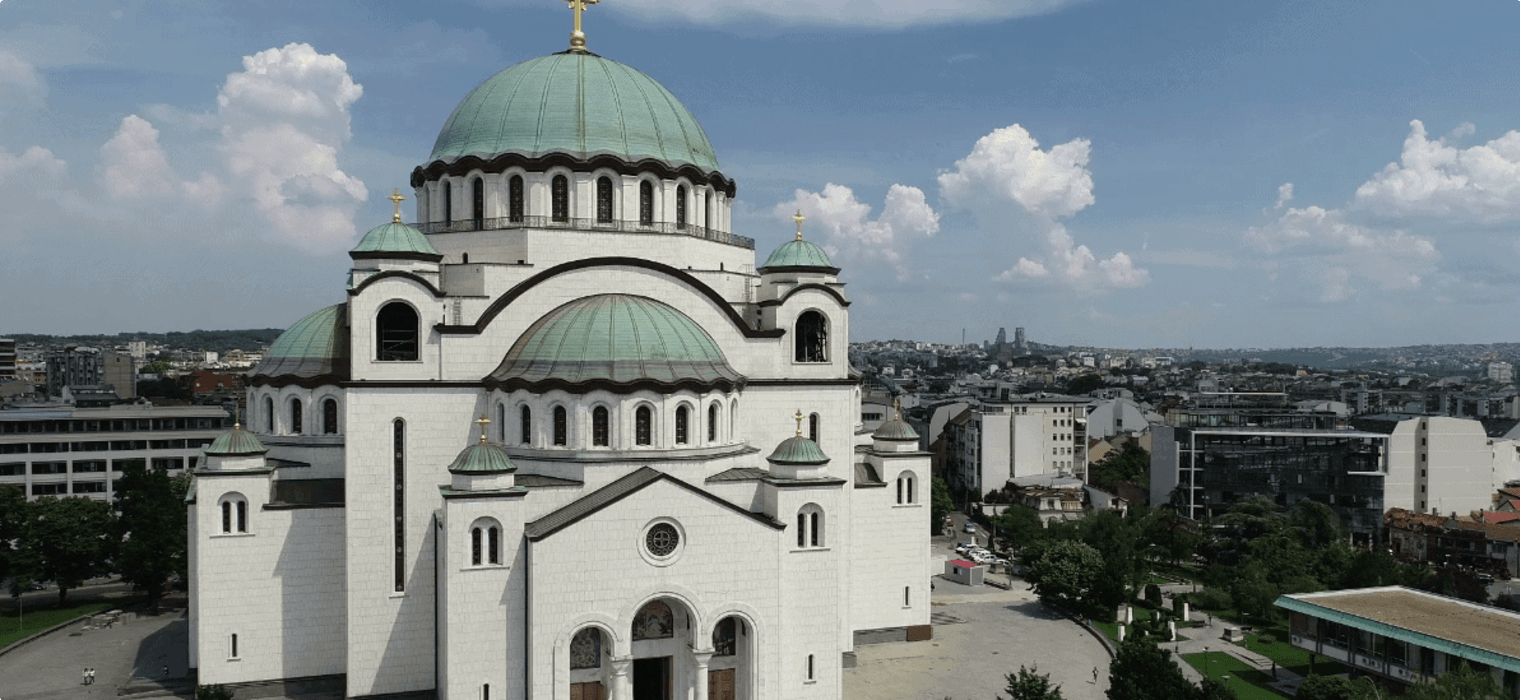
(1237, 624, 1349, 678)
(0, 598, 131, 648)
(1182, 652, 1291, 700)
(1092, 605, 1188, 643)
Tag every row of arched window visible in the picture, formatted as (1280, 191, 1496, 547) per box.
(568, 611, 745, 670)
(470, 522, 501, 566)
(219, 494, 248, 534)
(494, 399, 734, 449)
(261, 395, 340, 436)
(796, 504, 825, 549)
(895, 473, 917, 505)
(432, 173, 719, 231)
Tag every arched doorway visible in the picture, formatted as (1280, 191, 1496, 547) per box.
(707, 614, 753, 700)
(629, 598, 693, 700)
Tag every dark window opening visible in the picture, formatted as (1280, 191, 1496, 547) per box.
(795, 311, 828, 362)
(520, 405, 532, 445)
(675, 185, 687, 229)
(809, 413, 819, 443)
(596, 177, 614, 223)
(289, 400, 303, 435)
(509, 175, 524, 222)
(797, 512, 806, 547)
(264, 397, 274, 433)
(394, 419, 406, 592)
(471, 178, 484, 229)
(551, 175, 569, 223)
(377, 302, 419, 361)
(443, 180, 452, 225)
(636, 406, 652, 446)
(639, 180, 654, 225)
(810, 511, 820, 547)
(222, 500, 232, 533)
(237, 500, 247, 533)
(713, 617, 737, 657)
(705, 191, 713, 230)
(593, 406, 609, 446)
(553, 406, 567, 446)
(675, 406, 689, 445)
(488, 526, 499, 564)
(323, 398, 338, 435)
(472, 527, 482, 566)
(708, 404, 718, 442)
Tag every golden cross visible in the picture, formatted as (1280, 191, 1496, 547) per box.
(388, 189, 406, 223)
(565, 0, 601, 53)
(893, 397, 902, 422)
(475, 414, 492, 444)
(793, 209, 806, 241)
(794, 409, 805, 438)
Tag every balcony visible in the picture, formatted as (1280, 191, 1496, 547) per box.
(412, 215, 755, 250)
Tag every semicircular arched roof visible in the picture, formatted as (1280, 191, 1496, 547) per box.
(485, 294, 743, 393)
(248, 304, 349, 385)
(429, 52, 720, 173)
(760, 239, 835, 271)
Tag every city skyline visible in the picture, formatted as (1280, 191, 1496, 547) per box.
(3, 0, 1519, 348)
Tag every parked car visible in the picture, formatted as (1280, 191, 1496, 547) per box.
(955, 543, 972, 555)
(963, 522, 977, 534)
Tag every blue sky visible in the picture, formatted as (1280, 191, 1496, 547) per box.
(3, 0, 1519, 349)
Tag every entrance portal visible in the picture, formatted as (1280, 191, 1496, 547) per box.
(633, 656, 670, 700)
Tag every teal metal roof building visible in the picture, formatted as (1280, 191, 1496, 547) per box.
(429, 52, 720, 172)
(248, 304, 349, 383)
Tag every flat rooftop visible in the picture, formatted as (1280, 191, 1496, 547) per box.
(1279, 586, 1520, 663)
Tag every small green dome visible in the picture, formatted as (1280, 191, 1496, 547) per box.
(249, 305, 349, 381)
(352, 221, 439, 258)
(873, 419, 919, 441)
(429, 53, 720, 172)
(487, 294, 743, 391)
(447, 442, 517, 474)
(767, 436, 829, 466)
(759, 239, 836, 271)
(205, 425, 267, 456)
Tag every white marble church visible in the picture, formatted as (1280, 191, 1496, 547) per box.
(187, 11, 931, 700)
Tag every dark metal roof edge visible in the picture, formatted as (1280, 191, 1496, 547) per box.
(525, 467, 783, 541)
(755, 283, 849, 308)
(411, 151, 737, 199)
(348, 270, 445, 298)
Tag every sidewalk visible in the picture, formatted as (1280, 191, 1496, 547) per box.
(1146, 595, 1307, 696)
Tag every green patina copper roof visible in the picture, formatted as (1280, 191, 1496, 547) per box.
(760, 239, 835, 270)
(429, 53, 720, 171)
(205, 424, 267, 456)
(353, 222, 439, 256)
(873, 419, 919, 441)
(487, 294, 743, 391)
(766, 436, 830, 466)
(447, 442, 517, 474)
(249, 305, 350, 381)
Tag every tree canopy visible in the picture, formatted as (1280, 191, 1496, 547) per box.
(1003, 665, 1065, 700)
(115, 463, 190, 604)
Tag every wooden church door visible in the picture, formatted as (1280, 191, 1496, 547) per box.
(708, 668, 735, 700)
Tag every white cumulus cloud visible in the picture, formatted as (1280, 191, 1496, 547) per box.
(938, 124, 1094, 219)
(1243, 206, 1438, 303)
(0, 145, 67, 184)
(1275, 182, 1293, 209)
(99, 115, 221, 203)
(0, 46, 46, 107)
(774, 183, 939, 268)
(997, 223, 1149, 289)
(1354, 120, 1520, 223)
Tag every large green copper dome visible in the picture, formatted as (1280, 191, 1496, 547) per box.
(486, 294, 742, 392)
(429, 53, 720, 172)
(248, 305, 349, 383)
(759, 239, 836, 271)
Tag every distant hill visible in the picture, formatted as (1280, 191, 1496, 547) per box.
(8, 329, 284, 354)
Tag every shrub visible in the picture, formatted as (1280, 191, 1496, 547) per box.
(1258, 634, 1275, 645)
(196, 686, 234, 700)
(1190, 587, 1232, 611)
(1144, 583, 1163, 607)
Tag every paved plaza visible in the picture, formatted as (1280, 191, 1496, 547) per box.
(0, 593, 189, 700)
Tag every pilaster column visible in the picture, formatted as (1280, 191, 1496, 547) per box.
(610, 656, 633, 700)
(693, 650, 714, 700)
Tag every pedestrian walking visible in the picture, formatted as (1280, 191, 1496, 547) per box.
(82, 668, 88, 686)
(89, 668, 96, 685)
(1092, 667, 1099, 683)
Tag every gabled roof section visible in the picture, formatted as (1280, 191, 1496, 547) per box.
(525, 466, 784, 541)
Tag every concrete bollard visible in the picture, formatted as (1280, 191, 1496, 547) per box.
(1169, 620, 1177, 641)
(1183, 602, 1190, 621)
(1124, 605, 1133, 624)
(1118, 624, 1126, 643)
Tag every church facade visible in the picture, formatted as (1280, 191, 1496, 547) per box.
(187, 24, 930, 700)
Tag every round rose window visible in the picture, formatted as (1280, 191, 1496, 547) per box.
(645, 523, 679, 557)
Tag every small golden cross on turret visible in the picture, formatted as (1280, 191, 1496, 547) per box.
(794, 409, 805, 438)
(475, 414, 492, 444)
(893, 397, 902, 422)
(389, 189, 406, 223)
(793, 209, 806, 241)
(564, 0, 601, 53)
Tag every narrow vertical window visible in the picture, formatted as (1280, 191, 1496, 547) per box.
(897, 478, 904, 504)
(520, 405, 532, 445)
(905, 586, 911, 607)
(639, 180, 654, 225)
(551, 175, 569, 223)
(231, 633, 238, 659)
(810, 512, 820, 547)
(394, 419, 406, 592)
(636, 406, 652, 446)
(488, 526, 499, 564)
(593, 406, 609, 446)
(289, 399, 303, 435)
(675, 406, 689, 445)
(509, 175, 524, 222)
(708, 403, 718, 442)
(471, 527, 482, 566)
(222, 500, 232, 533)
(807, 654, 814, 681)
(675, 185, 688, 229)
(553, 406, 567, 446)
(236, 501, 247, 533)
(443, 180, 453, 225)
(483, 684, 490, 700)
(498, 403, 506, 442)
(471, 177, 484, 229)
(705, 190, 713, 230)
(264, 396, 274, 433)
(809, 413, 820, 443)
(596, 176, 613, 223)
(323, 398, 338, 435)
(908, 476, 915, 503)
(797, 512, 806, 547)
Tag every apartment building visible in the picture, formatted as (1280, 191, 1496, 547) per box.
(945, 394, 1088, 500)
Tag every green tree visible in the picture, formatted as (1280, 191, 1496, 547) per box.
(1066, 374, 1106, 396)
(1403, 661, 1503, 700)
(1027, 539, 1104, 612)
(115, 462, 189, 605)
(1106, 638, 1195, 700)
(1195, 677, 1237, 700)
(1002, 665, 1065, 700)
(21, 495, 116, 604)
(0, 485, 33, 594)
(1228, 562, 1280, 622)
(930, 476, 954, 534)
(1090, 444, 1150, 490)
(994, 504, 1045, 552)
(1297, 675, 1358, 700)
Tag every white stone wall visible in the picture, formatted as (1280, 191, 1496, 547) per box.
(772, 483, 845, 699)
(439, 495, 526, 700)
(192, 473, 346, 686)
(1424, 417, 1496, 517)
(850, 452, 931, 633)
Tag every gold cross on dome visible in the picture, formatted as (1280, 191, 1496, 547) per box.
(564, 0, 601, 53)
(893, 397, 902, 421)
(794, 409, 805, 438)
(388, 189, 406, 223)
(475, 414, 492, 444)
(793, 209, 806, 241)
